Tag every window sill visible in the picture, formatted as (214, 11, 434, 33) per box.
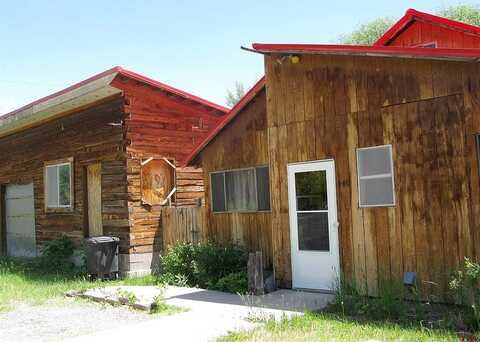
(45, 207, 74, 214)
(212, 210, 271, 214)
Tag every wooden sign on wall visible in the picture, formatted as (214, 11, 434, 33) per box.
(141, 159, 175, 206)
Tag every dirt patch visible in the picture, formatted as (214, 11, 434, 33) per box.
(0, 298, 154, 342)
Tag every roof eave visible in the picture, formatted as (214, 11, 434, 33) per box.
(251, 44, 480, 62)
(0, 71, 122, 139)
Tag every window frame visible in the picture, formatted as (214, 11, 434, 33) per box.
(44, 157, 74, 212)
(209, 166, 271, 214)
(413, 41, 437, 48)
(356, 144, 396, 208)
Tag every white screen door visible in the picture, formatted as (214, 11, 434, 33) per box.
(287, 160, 340, 290)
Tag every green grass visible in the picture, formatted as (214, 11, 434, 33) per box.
(219, 312, 461, 342)
(150, 300, 187, 316)
(0, 257, 158, 312)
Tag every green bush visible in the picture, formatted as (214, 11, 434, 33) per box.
(158, 241, 248, 293)
(449, 258, 480, 331)
(39, 236, 77, 274)
(193, 241, 248, 288)
(210, 272, 248, 294)
(157, 242, 196, 286)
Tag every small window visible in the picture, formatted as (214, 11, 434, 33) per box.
(45, 159, 73, 209)
(357, 145, 395, 207)
(210, 166, 271, 213)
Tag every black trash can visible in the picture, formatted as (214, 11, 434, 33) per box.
(85, 236, 119, 280)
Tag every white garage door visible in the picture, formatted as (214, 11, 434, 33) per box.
(6, 183, 36, 257)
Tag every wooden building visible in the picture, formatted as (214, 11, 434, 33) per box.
(186, 9, 480, 298)
(0, 67, 227, 275)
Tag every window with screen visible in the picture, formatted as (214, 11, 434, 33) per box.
(357, 145, 395, 207)
(44, 159, 73, 209)
(210, 166, 270, 213)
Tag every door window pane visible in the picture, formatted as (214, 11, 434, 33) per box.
(295, 171, 327, 211)
(211, 173, 226, 212)
(256, 167, 271, 211)
(225, 169, 256, 211)
(297, 212, 330, 251)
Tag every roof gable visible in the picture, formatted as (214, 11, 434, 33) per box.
(0, 67, 227, 138)
(374, 8, 480, 48)
(184, 77, 265, 166)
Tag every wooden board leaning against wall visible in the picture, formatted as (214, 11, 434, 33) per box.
(264, 53, 480, 299)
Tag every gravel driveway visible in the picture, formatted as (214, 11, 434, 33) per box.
(0, 298, 155, 342)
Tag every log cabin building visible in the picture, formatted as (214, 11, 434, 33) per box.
(186, 9, 480, 299)
(0, 66, 227, 275)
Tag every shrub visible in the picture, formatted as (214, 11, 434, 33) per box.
(449, 258, 480, 331)
(158, 241, 248, 293)
(158, 242, 196, 286)
(210, 272, 248, 294)
(39, 236, 77, 274)
(193, 241, 248, 288)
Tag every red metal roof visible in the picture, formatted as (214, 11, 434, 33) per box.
(251, 43, 480, 61)
(2, 66, 228, 120)
(374, 8, 480, 46)
(184, 76, 266, 166)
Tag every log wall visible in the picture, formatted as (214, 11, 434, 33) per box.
(0, 97, 130, 252)
(111, 76, 225, 258)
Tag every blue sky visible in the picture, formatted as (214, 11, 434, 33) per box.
(0, 0, 471, 114)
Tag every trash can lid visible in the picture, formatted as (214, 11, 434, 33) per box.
(85, 236, 120, 244)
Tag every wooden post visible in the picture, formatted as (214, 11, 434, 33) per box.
(248, 251, 265, 295)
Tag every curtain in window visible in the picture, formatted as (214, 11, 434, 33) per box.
(225, 169, 256, 211)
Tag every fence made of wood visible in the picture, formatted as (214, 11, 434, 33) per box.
(161, 206, 207, 249)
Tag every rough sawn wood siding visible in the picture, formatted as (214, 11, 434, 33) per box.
(200, 89, 273, 268)
(264, 54, 480, 298)
(386, 19, 480, 48)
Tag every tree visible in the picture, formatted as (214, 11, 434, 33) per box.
(437, 4, 480, 26)
(340, 17, 394, 45)
(226, 82, 246, 107)
(341, 4, 480, 45)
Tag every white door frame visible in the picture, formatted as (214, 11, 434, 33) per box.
(287, 159, 340, 291)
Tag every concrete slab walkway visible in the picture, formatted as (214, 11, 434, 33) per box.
(67, 286, 334, 342)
